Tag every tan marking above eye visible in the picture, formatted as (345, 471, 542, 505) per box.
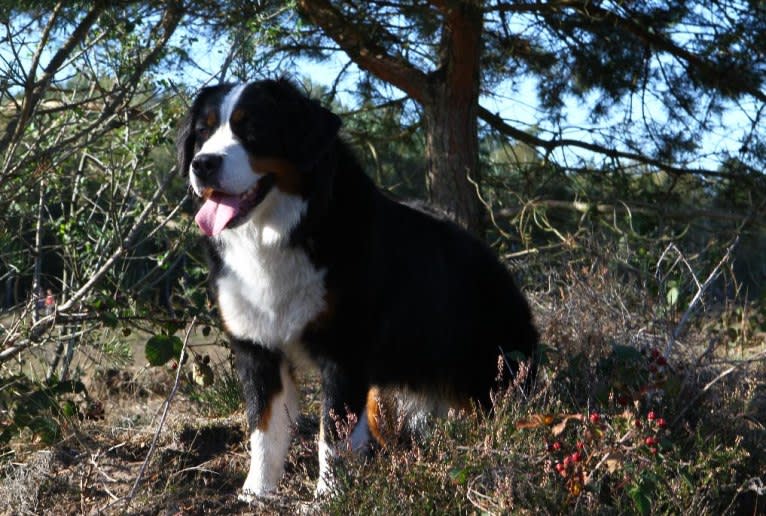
(231, 109, 245, 124)
(204, 110, 218, 128)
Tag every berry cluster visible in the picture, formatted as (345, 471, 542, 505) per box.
(540, 405, 672, 499)
(545, 411, 605, 496)
(641, 410, 668, 455)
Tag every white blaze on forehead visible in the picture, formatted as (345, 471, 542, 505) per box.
(220, 83, 248, 122)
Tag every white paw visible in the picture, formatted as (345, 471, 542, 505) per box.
(239, 475, 277, 503)
(314, 472, 336, 499)
(238, 491, 257, 504)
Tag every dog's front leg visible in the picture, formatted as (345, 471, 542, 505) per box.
(230, 340, 298, 501)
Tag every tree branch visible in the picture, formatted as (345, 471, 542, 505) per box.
(497, 199, 766, 228)
(0, 2, 106, 163)
(296, 0, 429, 102)
(487, 0, 766, 102)
(477, 105, 751, 179)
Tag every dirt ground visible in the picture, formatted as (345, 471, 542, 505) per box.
(1, 346, 327, 515)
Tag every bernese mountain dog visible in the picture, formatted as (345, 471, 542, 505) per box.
(176, 78, 538, 501)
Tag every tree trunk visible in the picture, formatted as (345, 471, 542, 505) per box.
(420, 2, 484, 234)
(423, 78, 483, 235)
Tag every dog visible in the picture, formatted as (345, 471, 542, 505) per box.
(176, 78, 538, 500)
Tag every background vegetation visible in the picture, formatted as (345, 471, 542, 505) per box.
(1, 1, 764, 514)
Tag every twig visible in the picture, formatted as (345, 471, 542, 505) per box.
(670, 364, 738, 428)
(663, 236, 739, 357)
(121, 316, 196, 511)
(466, 171, 511, 239)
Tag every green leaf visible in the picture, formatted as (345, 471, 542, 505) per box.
(448, 467, 469, 485)
(628, 484, 651, 516)
(666, 285, 680, 307)
(145, 334, 183, 366)
(101, 311, 118, 328)
(60, 400, 77, 418)
(28, 416, 60, 444)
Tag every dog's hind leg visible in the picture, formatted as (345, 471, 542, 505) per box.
(230, 340, 299, 501)
(315, 361, 368, 497)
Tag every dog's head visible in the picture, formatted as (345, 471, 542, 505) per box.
(177, 79, 341, 238)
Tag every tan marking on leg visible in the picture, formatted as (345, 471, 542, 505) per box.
(366, 387, 387, 447)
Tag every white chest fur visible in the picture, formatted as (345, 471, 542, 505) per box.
(213, 222, 327, 349)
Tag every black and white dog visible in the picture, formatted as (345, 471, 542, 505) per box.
(176, 79, 538, 500)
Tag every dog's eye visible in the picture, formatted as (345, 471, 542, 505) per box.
(195, 127, 211, 141)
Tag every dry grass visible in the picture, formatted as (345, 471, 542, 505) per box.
(2, 254, 765, 515)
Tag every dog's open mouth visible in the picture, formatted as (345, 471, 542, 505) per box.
(194, 175, 275, 236)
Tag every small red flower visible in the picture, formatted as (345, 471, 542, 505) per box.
(552, 441, 562, 451)
(656, 417, 667, 428)
(645, 436, 658, 446)
(647, 410, 657, 421)
(576, 441, 585, 450)
(589, 412, 600, 423)
(571, 451, 582, 463)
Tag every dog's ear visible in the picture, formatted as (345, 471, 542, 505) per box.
(297, 97, 342, 170)
(269, 78, 341, 170)
(176, 108, 195, 176)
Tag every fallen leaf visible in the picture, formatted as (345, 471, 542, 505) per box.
(551, 414, 584, 436)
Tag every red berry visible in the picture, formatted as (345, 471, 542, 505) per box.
(634, 419, 642, 428)
(552, 441, 562, 451)
(647, 410, 657, 421)
(589, 412, 600, 423)
(576, 441, 585, 450)
(563, 455, 572, 466)
(571, 452, 582, 463)
(656, 417, 667, 428)
(649, 447, 658, 455)
(645, 436, 657, 446)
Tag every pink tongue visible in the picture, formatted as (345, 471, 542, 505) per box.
(195, 193, 241, 236)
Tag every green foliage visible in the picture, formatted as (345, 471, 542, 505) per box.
(0, 376, 87, 445)
(144, 334, 183, 366)
(188, 361, 244, 418)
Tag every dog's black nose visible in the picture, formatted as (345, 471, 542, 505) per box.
(191, 154, 222, 180)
